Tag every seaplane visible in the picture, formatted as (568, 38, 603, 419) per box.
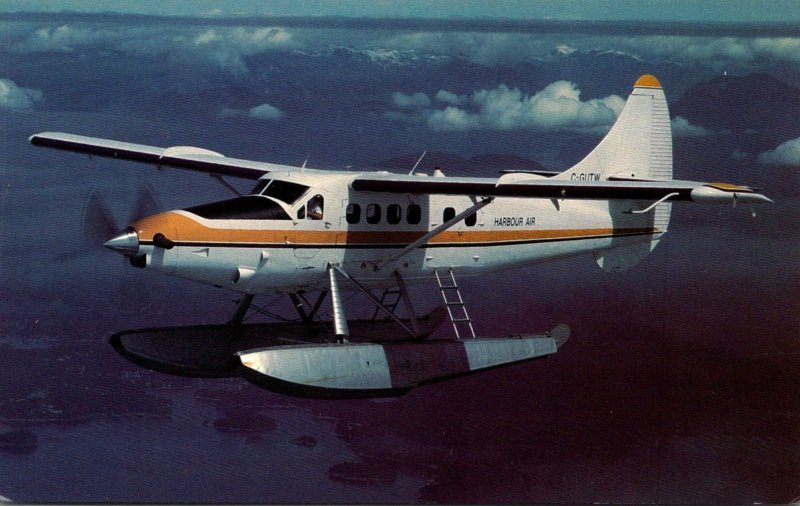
(30, 75, 771, 397)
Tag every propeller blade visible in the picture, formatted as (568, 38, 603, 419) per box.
(81, 189, 119, 245)
(129, 184, 162, 223)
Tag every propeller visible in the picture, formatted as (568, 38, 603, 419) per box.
(81, 184, 162, 248)
(76, 183, 164, 314)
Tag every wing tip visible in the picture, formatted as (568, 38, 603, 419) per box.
(29, 131, 65, 145)
(634, 74, 662, 89)
(29, 132, 45, 144)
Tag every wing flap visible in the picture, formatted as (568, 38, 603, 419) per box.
(30, 132, 273, 179)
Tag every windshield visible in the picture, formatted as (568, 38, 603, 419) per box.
(185, 196, 291, 220)
(249, 179, 309, 205)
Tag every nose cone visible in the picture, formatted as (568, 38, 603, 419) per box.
(104, 227, 139, 255)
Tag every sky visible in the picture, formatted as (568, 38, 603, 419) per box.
(1, 0, 800, 23)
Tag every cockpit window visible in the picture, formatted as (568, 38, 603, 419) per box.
(250, 179, 270, 195)
(186, 196, 291, 220)
(249, 179, 309, 205)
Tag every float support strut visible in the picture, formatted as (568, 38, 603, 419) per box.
(229, 293, 255, 326)
(328, 264, 350, 340)
(332, 265, 417, 339)
(394, 270, 420, 338)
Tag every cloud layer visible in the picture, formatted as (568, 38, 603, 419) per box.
(4, 19, 800, 79)
(386, 81, 625, 133)
(8, 23, 294, 74)
(6, 18, 800, 74)
(380, 31, 800, 69)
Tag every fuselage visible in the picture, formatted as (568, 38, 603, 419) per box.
(119, 169, 659, 294)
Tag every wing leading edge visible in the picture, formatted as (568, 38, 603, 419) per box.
(30, 132, 280, 179)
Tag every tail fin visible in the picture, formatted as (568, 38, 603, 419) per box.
(556, 75, 673, 271)
(555, 74, 672, 185)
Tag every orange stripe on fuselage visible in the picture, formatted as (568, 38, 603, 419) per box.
(132, 211, 657, 247)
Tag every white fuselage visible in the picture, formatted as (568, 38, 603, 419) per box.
(127, 170, 658, 294)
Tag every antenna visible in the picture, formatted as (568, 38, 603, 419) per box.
(301, 154, 310, 170)
(408, 150, 427, 175)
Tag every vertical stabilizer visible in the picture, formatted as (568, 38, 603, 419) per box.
(556, 75, 673, 271)
(555, 74, 672, 186)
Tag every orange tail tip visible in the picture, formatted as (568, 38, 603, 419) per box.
(634, 74, 662, 89)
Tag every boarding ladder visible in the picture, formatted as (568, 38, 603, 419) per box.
(434, 268, 476, 339)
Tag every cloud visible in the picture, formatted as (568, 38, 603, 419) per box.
(220, 102, 285, 121)
(201, 9, 224, 17)
(15, 24, 107, 53)
(226, 27, 293, 49)
(188, 27, 294, 74)
(751, 37, 800, 63)
(248, 102, 285, 120)
(0, 78, 43, 111)
(381, 32, 556, 66)
(601, 35, 800, 71)
(427, 106, 481, 131)
(758, 137, 800, 165)
(194, 29, 221, 45)
(387, 81, 623, 133)
(671, 116, 713, 137)
(435, 90, 468, 106)
(191, 27, 293, 53)
(391, 91, 431, 109)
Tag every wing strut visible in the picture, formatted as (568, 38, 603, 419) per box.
(330, 265, 419, 339)
(378, 197, 494, 268)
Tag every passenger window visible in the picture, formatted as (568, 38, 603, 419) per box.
(465, 212, 477, 227)
(407, 204, 421, 224)
(443, 207, 455, 222)
(366, 204, 381, 224)
(387, 204, 402, 224)
(346, 203, 361, 224)
(306, 194, 324, 220)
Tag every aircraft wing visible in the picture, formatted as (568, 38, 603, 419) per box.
(350, 174, 772, 205)
(30, 132, 278, 179)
